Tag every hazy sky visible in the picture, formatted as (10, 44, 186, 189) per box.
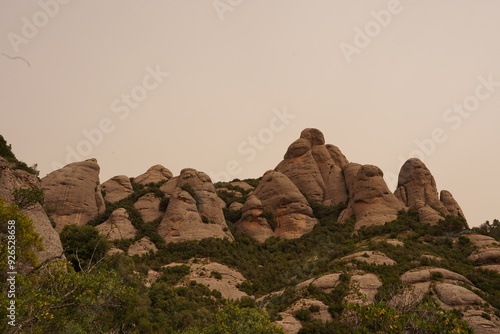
(1, 1, 499, 227)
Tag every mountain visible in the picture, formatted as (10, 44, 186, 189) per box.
(1, 130, 499, 334)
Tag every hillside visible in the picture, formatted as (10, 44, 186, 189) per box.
(1, 129, 500, 334)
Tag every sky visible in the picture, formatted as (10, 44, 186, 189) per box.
(1, 0, 499, 227)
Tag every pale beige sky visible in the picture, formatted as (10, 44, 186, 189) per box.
(1, 0, 499, 227)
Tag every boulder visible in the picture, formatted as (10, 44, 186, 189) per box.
(96, 208, 136, 240)
(395, 158, 460, 224)
(275, 128, 348, 206)
(435, 283, 484, 307)
(101, 175, 133, 203)
(345, 273, 382, 305)
(134, 193, 163, 222)
(134, 164, 173, 185)
(127, 237, 157, 256)
(228, 201, 243, 211)
(339, 165, 405, 229)
(41, 159, 105, 232)
(234, 195, 274, 243)
(234, 171, 318, 241)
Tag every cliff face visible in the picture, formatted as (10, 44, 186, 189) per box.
(41, 158, 105, 232)
(0, 157, 63, 266)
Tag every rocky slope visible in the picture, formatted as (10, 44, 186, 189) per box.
(1, 130, 498, 334)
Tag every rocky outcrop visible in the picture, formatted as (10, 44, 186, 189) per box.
(0, 158, 64, 266)
(187, 261, 247, 300)
(339, 165, 405, 229)
(275, 128, 348, 206)
(395, 158, 465, 225)
(401, 267, 472, 285)
(134, 164, 173, 185)
(468, 248, 500, 265)
(234, 170, 318, 241)
(276, 298, 333, 334)
(127, 237, 158, 256)
(134, 193, 163, 223)
(157, 168, 233, 243)
(96, 208, 137, 240)
(440, 190, 465, 218)
(101, 175, 133, 203)
(465, 234, 500, 265)
(345, 273, 382, 305)
(234, 195, 275, 242)
(296, 273, 341, 292)
(41, 159, 105, 232)
(340, 251, 396, 266)
(391, 267, 500, 333)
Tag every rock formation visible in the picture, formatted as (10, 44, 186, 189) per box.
(96, 208, 137, 240)
(392, 267, 500, 334)
(340, 250, 396, 266)
(127, 237, 158, 256)
(157, 168, 233, 243)
(101, 175, 133, 203)
(0, 157, 64, 265)
(338, 164, 405, 229)
(234, 170, 318, 241)
(134, 193, 164, 223)
(41, 159, 105, 232)
(134, 164, 173, 185)
(275, 128, 348, 206)
(395, 158, 465, 224)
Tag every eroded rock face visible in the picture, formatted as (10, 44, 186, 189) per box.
(101, 175, 133, 203)
(187, 261, 248, 300)
(96, 208, 137, 240)
(134, 164, 173, 185)
(275, 128, 348, 206)
(234, 195, 275, 243)
(157, 168, 233, 243)
(401, 267, 472, 285)
(234, 170, 318, 241)
(276, 298, 333, 334)
(391, 267, 500, 334)
(296, 273, 341, 293)
(345, 273, 382, 305)
(395, 158, 465, 225)
(468, 248, 500, 265)
(134, 193, 163, 223)
(339, 165, 405, 229)
(41, 159, 105, 232)
(440, 190, 465, 218)
(127, 237, 157, 256)
(0, 158, 64, 265)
